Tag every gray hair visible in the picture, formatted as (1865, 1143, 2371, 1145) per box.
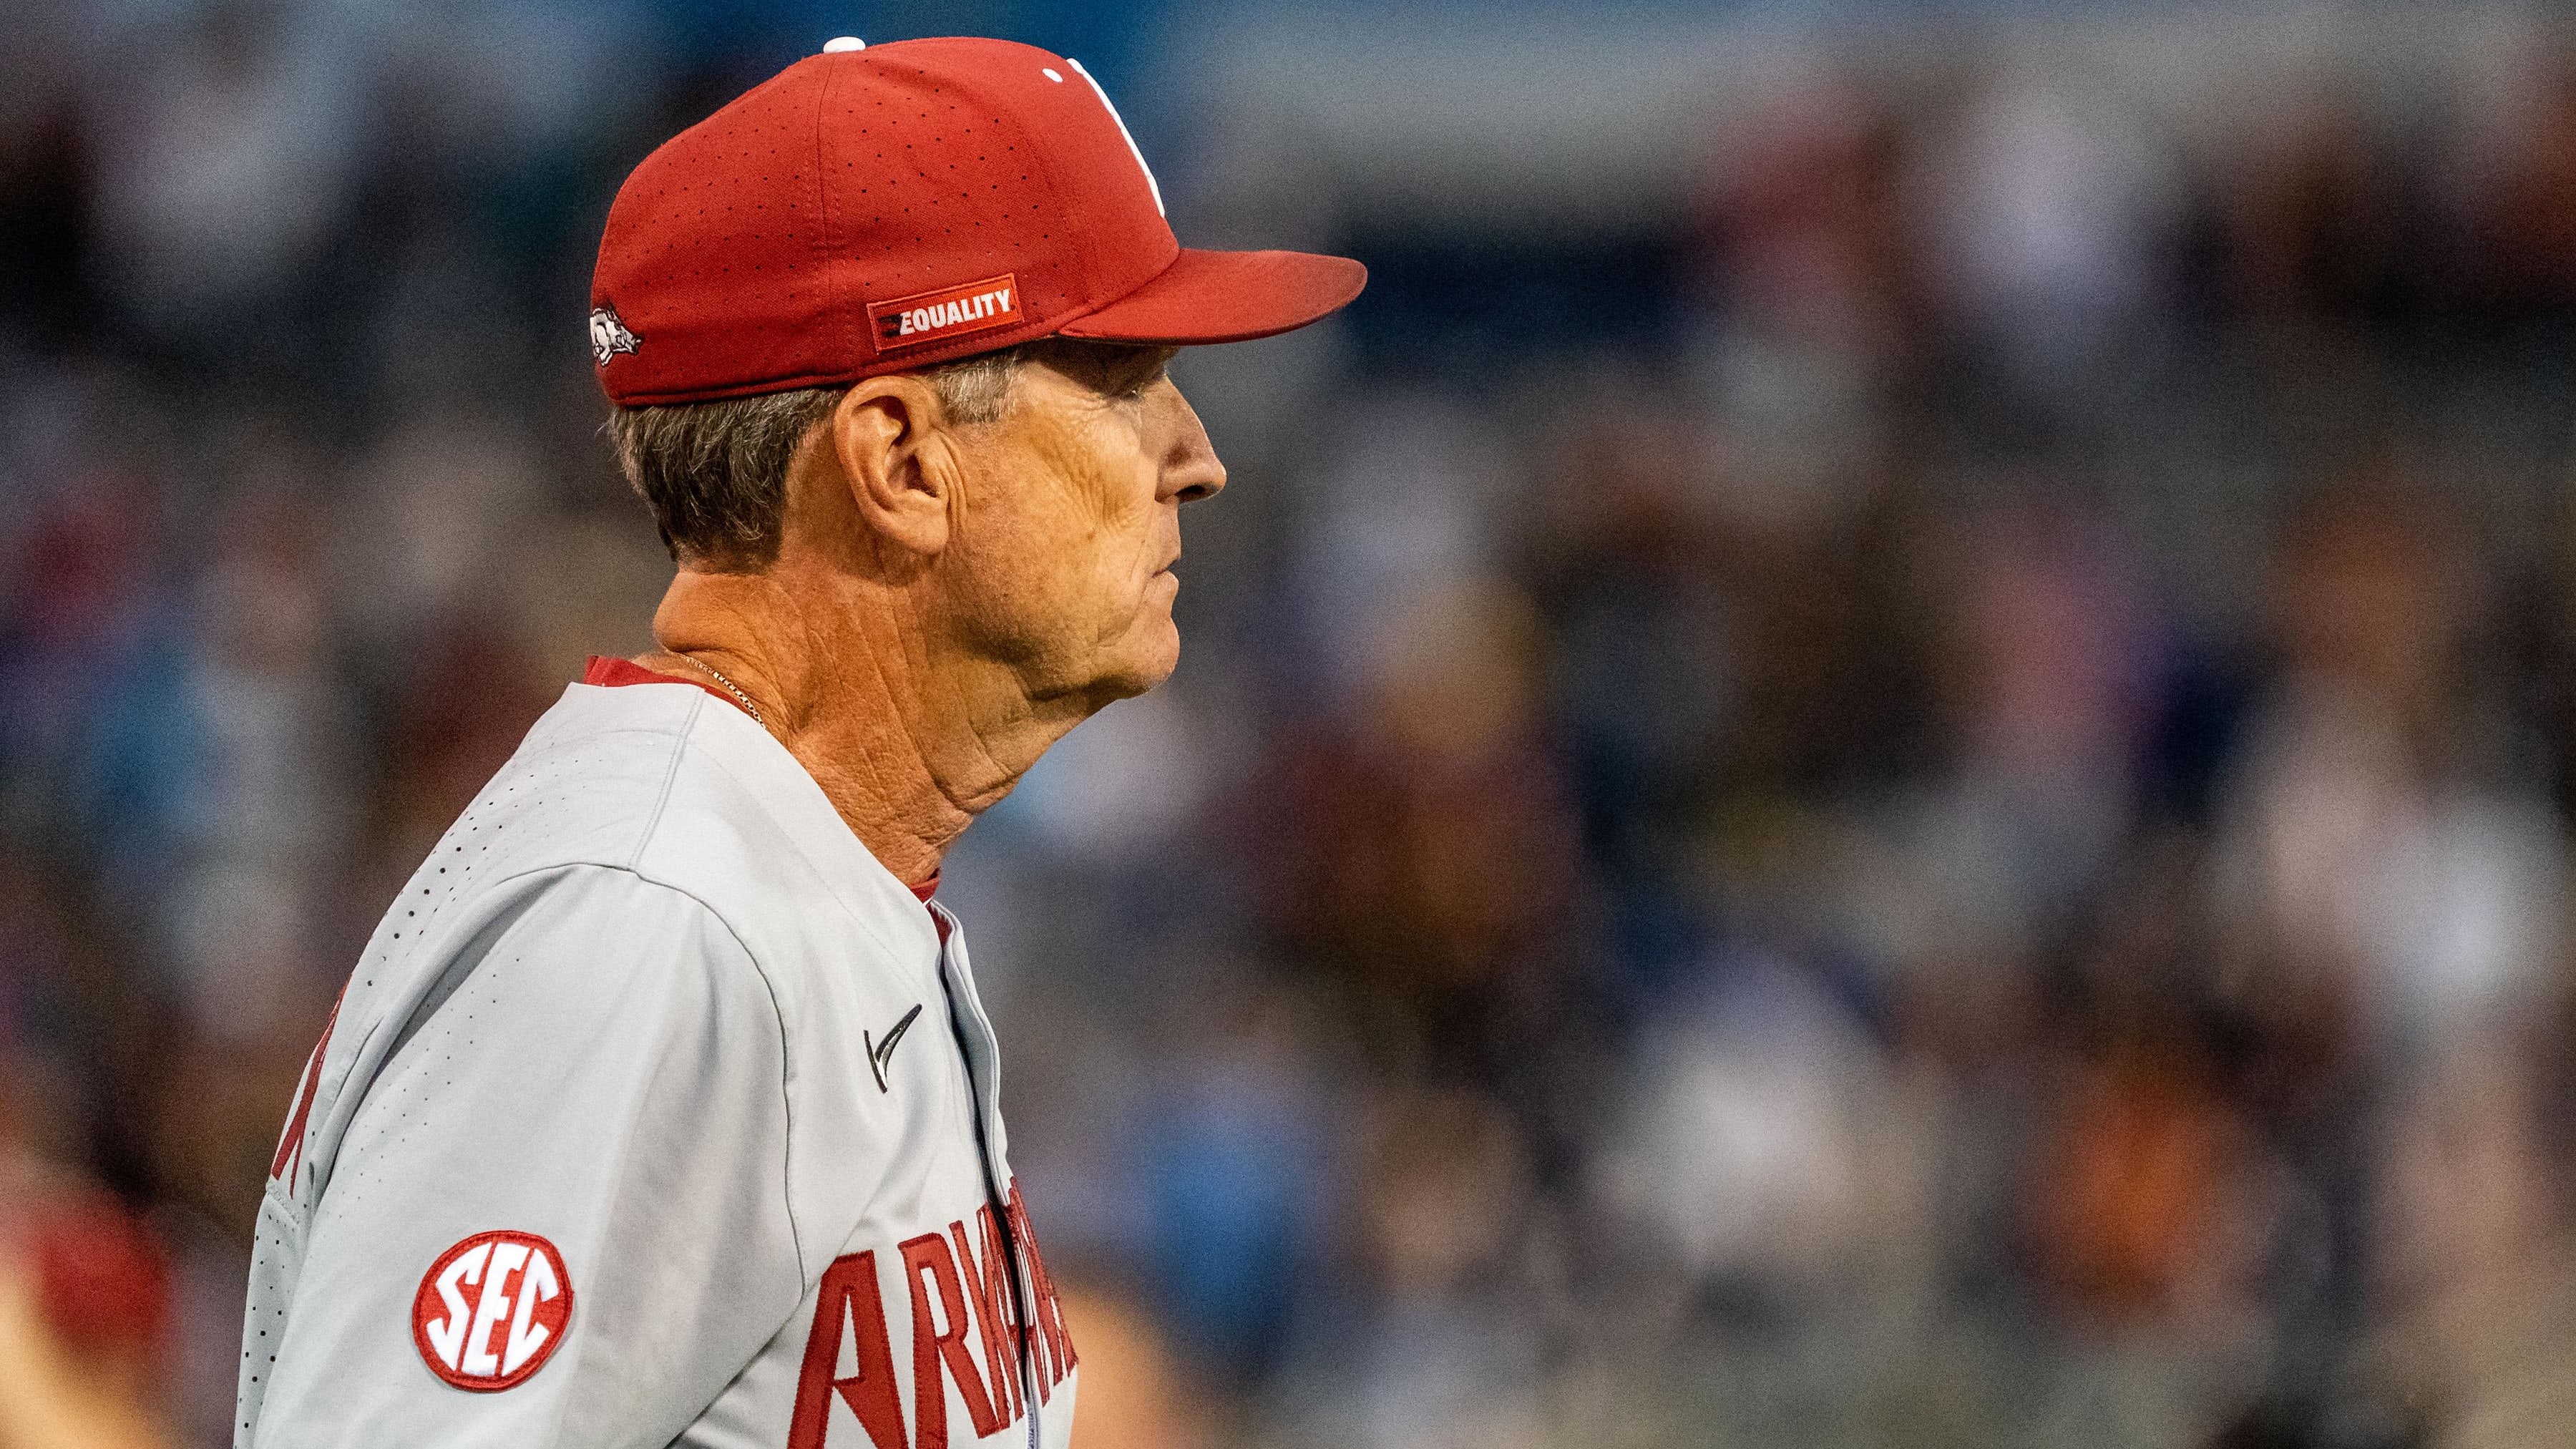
(606, 347, 1026, 570)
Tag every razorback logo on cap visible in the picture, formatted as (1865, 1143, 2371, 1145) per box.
(868, 274, 1021, 353)
(589, 306, 640, 366)
(412, 1230, 573, 1391)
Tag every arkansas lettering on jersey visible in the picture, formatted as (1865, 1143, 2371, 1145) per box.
(791, 1184, 1075, 1449)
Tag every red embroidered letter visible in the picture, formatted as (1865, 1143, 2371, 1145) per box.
(951, 1208, 1021, 1426)
(270, 986, 346, 1184)
(901, 1231, 1000, 1448)
(788, 1252, 909, 1449)
(1005, 1181, 1078, 1392)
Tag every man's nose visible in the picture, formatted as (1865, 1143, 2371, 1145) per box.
(1156, 383, 1227, 504)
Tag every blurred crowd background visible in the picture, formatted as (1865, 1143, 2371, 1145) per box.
(6, 2, 2576, 1446)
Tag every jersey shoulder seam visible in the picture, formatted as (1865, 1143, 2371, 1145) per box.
(623, 688, 706, 873)
(595, 857, 809, 1293)
(470, 858, 801, 1449)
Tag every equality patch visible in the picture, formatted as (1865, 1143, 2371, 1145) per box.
(868, 274, 1021, 352)
(413, 1230, 574, 1391)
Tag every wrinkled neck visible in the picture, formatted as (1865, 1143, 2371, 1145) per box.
(645, 567, 1075, 884)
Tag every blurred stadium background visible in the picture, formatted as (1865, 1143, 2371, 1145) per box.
(6, 1, 2576, 1445)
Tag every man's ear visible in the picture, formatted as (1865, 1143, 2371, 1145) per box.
(826, 376, 955, 557)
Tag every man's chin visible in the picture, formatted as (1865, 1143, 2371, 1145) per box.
(1035, 617, 1181, 716)
(1106, 647, 1180, 702)
(1091, 627, 1181, 705)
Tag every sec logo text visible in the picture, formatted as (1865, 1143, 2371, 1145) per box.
(411, 1230, 574, 1391)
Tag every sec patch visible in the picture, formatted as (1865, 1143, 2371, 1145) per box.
(412, 1230, 573, 1391)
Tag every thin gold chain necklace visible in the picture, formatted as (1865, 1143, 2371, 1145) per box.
(680, 655, 763, 726)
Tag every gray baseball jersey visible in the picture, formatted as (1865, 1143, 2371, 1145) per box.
(238, 672, 1078, 1448)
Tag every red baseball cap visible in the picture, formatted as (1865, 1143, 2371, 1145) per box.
(590, 36, 1366, 406)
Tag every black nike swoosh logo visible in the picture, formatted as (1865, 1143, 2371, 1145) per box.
(865, 1004, 923, 1093)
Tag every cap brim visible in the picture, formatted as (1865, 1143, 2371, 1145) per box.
(1056, 248, 1366, 346)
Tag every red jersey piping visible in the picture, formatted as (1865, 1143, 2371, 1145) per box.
(583, 655, 746, 713)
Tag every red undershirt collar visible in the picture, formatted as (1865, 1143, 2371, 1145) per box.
(583, 654, 741, 711)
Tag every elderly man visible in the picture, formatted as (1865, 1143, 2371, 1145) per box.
(238, 36, 1362, 1449)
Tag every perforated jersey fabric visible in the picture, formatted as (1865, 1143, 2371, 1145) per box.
(238, 680, 1077, 1448)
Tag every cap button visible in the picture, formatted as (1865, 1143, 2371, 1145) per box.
(821, 36, 865, 53)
